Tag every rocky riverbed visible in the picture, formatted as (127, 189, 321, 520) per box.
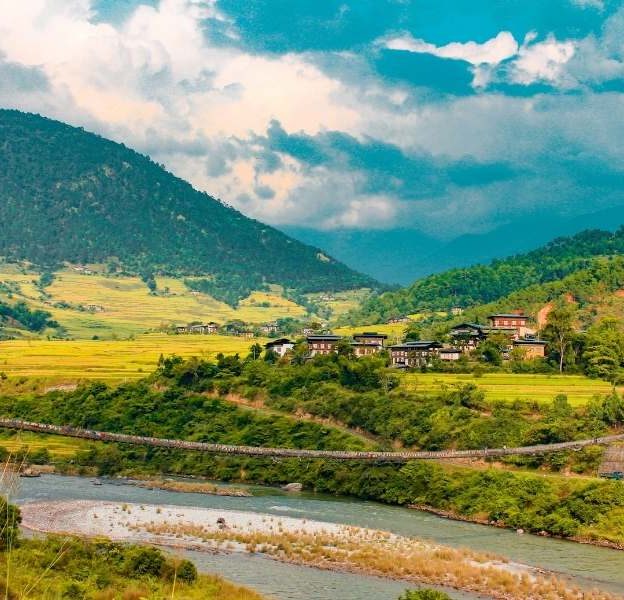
(20, 500, 618, 600)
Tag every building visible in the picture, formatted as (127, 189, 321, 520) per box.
(175, 325, 189, 334)
(488, 313, 535, 338)
(512, 337, 547, 359)
(187, 322, 220, 335)
(450, 307, 464, 317)
(439, 347, 462, 361)
(265, 337, 295, 357)
(349, 332, 387, 357)
(387, 316, 412, 324)
(449, 323, 489, 350)
(307, 334, 342, 356)
(599, 445, 624, 479)
(353, 332, 388, 346)
(261, 321, 279, 335)
(388, 341, 442, 368)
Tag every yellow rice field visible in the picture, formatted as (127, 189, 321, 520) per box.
(400, 372, 618, 405)
(0, 265, 306, 338)
(0, 334, 261, 383)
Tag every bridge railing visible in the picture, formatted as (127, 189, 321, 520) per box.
(1, 418, 623, 462)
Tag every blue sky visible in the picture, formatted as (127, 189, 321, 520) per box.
(2, 0, 624, 242)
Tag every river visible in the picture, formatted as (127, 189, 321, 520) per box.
(15, 475, 624, 599)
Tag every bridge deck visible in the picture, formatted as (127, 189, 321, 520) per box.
(0, 418, 623, 462)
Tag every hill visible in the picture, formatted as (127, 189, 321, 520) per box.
(344, 228, 624, 324)
(0, 110, 375, 306)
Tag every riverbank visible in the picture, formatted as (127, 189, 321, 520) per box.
(133, 478, 252, 497)
(20, 499, 621, 600)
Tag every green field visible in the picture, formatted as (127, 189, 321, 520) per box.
(399, 372, 618, 405)
(0, 333, 261, 385)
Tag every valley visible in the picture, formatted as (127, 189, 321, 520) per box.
(2, 110, 624, 600)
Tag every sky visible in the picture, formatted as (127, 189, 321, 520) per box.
(2, 0, 624, 243)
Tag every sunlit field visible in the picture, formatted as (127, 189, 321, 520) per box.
(399, 372, 617, 405)
(0, 431, 89, 458)
(0, 333, 262, 384)
(0, 265, 306, 338)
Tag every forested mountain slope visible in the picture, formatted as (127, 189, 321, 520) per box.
(345, 228, 624, 323)
(0, 110, 375, 305)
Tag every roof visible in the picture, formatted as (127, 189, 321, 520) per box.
(265, 338, 293, 348)
(353, 332, 388, 339)
(488, 313, 529, 320)
(439, 347, 461, 353)
(389, 341, 442, 350)
(513, 338, 547, 346)
(307, 334, 342, 341)
(450, 323, 487, 332)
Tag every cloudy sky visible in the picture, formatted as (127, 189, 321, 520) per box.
(2, 0, 624, 244)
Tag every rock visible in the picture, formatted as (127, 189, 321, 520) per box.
(20, 467, 41, 478)
(282, 482, 303, 492)
(516, 528, 524, 535)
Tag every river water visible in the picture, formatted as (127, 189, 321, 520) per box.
(15, 475, 624, 599)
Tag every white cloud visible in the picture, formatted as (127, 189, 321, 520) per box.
(1, 0, 624, 239)
(510, 34, 576, 85)
(381, 31, 519, 66)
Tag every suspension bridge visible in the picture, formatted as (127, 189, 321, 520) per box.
(1, 418, 623, 464)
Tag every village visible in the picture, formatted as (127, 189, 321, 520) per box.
(175, 311, 547, 368)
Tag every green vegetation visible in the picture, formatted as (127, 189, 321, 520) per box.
(152, 354, 621, 460)
(346, 228, 624, 323)
(3, 352, 624, 544)
(0, 110, 375, 306)
(0, 300, 58, 333)
(398, 591, 451, 600)
(1, 523, 264, 599)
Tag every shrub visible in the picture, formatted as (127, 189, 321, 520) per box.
(123, 546, 165, 577)
(399, 590, 452, 600)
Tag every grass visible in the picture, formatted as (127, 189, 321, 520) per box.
(0, 333, 261, 384)
(140, 518, 616, 600)
(0, 265, 306, 339)
(0, 431, 88, 458)
(399, 372, 618, 406)
(2, 537, 266, 600)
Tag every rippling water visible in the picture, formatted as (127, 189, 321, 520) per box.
(15, 475, 624, 598)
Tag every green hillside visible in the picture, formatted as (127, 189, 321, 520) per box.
(0, 110, 375, 305)
(345, 228, 624, 323)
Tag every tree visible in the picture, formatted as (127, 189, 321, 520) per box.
(335, 338, 355, 358)
(247, 343, 263, 360)
(542, 301, 576, 373)
(583, 318, 624, 384)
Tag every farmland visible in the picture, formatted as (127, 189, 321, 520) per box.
(0, 334, 261, 385)
(399, 372, 618, 406)
(0, 264, 307, 338)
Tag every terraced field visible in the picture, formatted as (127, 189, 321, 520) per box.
(400, 372, 618, 405)
(0, 334, 261, 384)
(0, 264, 307, 338)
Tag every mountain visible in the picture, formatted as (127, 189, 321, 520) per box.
(287, 206, 624, 285)
(344, 227, 624, 324)
(283, 227, 442, 285)
(0, 110, 376, 305)
(411, 206, 624, 278)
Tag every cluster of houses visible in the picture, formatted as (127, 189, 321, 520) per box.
(175, 320, 280, 338)
(177, 311, 547, 367)
(263, 311, 546, 368)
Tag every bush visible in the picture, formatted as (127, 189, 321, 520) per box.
(399, 590, 452, 600)
(123, 546, 165, 577)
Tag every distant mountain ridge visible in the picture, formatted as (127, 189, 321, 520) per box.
(0, 110, 376, 305)
(286, 206, 624, 284)
(344, 227, 624, 324)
